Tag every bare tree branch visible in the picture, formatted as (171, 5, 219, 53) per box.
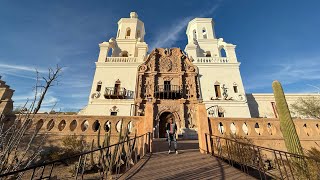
(33, 64, 62, 114)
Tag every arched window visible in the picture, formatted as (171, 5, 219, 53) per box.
(117, 29, 120, 38)
(96, 81, 102, 92)
(114, 79, 121, 95)
(193, 29, 197, 40)
(233, 83, 238, 93)
(202, 28, 207, 39)
(219, 47, 227, 57)
(214, 81, 221, 98)
(126, 28, 131, 38)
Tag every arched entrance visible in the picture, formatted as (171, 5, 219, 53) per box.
(158, 112, 175, 138)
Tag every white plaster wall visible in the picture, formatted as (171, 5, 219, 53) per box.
(247, 93, 320, 118)
(196, 63, 251, 118)
(80, 62, 141, 115)
(79, 99, 135, 116)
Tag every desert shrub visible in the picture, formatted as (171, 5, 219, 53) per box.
(44, 134, 86, 162)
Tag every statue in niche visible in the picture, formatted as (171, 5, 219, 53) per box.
(187, 107, 196, 128)
(145, 79, 153, 97)
(222, 84, 228, 100)
(186, 79, 194, 98)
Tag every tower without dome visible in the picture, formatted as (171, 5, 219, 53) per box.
(185, 18, 251, 117)
(79, 12, 148, 116)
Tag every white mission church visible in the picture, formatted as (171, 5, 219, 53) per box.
(79, 12, 318, 122)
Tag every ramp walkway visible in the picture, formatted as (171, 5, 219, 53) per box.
(121, 140, 256, 180)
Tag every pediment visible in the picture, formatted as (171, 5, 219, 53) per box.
(138, 48, 197, 73)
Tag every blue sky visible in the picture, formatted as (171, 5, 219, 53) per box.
(1, 0, 320, 112)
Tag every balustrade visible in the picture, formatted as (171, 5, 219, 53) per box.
(105, 57, 137, 63)
(104, 87, 134, 99)
(195, 57, 229, 63)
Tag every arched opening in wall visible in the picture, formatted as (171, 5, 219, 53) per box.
(202, 28, 207, 39)
(242, 122, 249, 135)
(116, 120, 123, 132)
(104, 121, 111, 132)
(120, 51, 128, 57)
(316, 124, 320, 135)
(214, 81, 221, 98)
(218, 122, 224, 134)
(233, 83, 238, 93)
(136, 30, 141, 38)
(25, 119, 32, 130)
(267, 123, 275, 135)
(303, 123, 311, 136)
(230, 122, 237, 134)
(92, 120, 100, 132)
(70, 120, 77, 131)
(58, 120, 66, 131)
(96, 81, 102, 92)
(47, 119, 54, 131)
(81, 120, 89, 132)
(193, 29, 197, 40)
(205, 51, 211, 57)
(159, 112, 174, 138)
(117, 29, 120, 38)
(127, 121, 133, 134)
(254, 123, 262, 135)
(36, 119, 44, 132)
(114, 79, 121, 96)
(219, 47, 227, 57)
(126, 28, 131, 38)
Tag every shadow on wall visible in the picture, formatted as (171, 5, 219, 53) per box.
(246, 94, 260, 118)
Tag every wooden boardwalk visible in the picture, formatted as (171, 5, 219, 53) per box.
(121, 140, 256, 180)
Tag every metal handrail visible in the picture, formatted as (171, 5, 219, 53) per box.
(205, 133, 320, 179)
(0, 132, 152, 179)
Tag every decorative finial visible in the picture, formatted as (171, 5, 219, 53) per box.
(130, 12, 138, 18)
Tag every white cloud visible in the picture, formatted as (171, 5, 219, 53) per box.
(0, 63, 47, 73)
(148, 2, 223, 50)
(244, 55, 320, 91)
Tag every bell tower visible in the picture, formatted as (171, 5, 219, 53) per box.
(97, 12, 148, 63)
(80, 12, 148, 116)
(185, 18, 251, 118)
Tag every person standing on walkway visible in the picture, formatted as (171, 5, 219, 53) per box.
(166, 118, 178, 154)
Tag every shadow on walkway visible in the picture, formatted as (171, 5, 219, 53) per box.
(121, 140, 255, 180)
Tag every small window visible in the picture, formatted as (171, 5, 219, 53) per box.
(193, 29, 197, 40)
(117, 29, 120, 38)
(202, 28, 207, 39)
(214, 85, 221, 98)
(220, 48, 227, 57)
(126, 28, 131, 37)
(96, 84, 102, 92)
(233, 86, 238, 93)
(111, 112, 117, 116)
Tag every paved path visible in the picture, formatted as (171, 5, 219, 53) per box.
(121, 140, 256, 180)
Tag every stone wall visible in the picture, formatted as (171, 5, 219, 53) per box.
(206, 117, 320, 151)
(3, 114, 146, 146)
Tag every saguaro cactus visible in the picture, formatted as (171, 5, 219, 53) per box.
(272, 80, 304, 155)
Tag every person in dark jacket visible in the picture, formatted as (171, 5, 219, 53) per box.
(166, 118, 178, 154)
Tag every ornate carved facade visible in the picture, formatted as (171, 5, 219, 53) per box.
(135, 48, 200, 138)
